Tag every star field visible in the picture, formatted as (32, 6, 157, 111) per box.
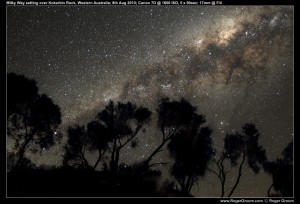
(7, 5, 293, 197)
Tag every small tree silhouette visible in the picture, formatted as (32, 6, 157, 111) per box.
(63, 125, 91, 169)
(7, 73, 62, 169)
(168, 125, 214, 195)
(7, 151, 36, 171)
(63, 101, 151, 172)
(63, 123, 110, 170)
(143, 98, 201, 168)
(210, 123, 267, 197)
(7, 73, 38, 118)
(264, 141, 293, 197)
(141, 97, 214, 193)
(95, 101, 151, 172)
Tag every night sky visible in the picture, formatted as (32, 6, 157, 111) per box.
(7, 5, 293, 197)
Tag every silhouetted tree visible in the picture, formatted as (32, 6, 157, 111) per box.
(63, 123, 110, 170)
(137, 98, 214, 196)
(210, 123, 267, 197)
(7, 73, 38, 118)
(87, 120, 111, 169)
(7, 73, 62, 169)
(7, 151, 16, 171)
(63, 125, 90, 169)
(264, 141, 293, 197)
(143, 98, 203, 169)
(94, 101, 151, 172)
(7, 151, 36, 171)
(168, 120, 214, 195)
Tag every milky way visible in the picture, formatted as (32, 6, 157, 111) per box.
(7, 5, 293, 197)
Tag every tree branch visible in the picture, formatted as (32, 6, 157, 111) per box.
(93, 149, 105, 170)
(220, 155, 226, 197)
(228, 150, 246, 197)
(119, 123, 142, 149)
(268, 183, 274, 197)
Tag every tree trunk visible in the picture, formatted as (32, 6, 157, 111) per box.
(93, 150, 104, 170)
(228, 150, 246, 197)
(143, 138, 168, 168)
(184, 176, 192, 194)
(220, 156, 226, 197)
(15, 138, 31, 168)
(109, 138, 117, 172)
(114, 148, 120, 172)
(268, 183, 274, 197)
(80, 151, 90, 169)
